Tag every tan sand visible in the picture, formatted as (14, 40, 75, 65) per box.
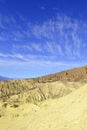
(0, 83, 87, 130)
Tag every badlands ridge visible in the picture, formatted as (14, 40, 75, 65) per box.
(0, 66, 87, 130)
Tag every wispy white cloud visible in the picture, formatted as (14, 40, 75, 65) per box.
(0, 54, 79, 68)
(32, 15, 87, 58)
(0, 50, 84, 70)
(12, 41, 64, 57)
(0, 13, 87, 68)
(0, 52, 24, 59)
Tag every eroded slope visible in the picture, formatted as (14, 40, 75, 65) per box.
(0, 83, 87, 130)
(0, 80, 85, 105)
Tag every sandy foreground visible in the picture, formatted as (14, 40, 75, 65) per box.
(0, 84, 87, 130)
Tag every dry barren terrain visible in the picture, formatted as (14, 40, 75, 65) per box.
(0, 65, 87, 130)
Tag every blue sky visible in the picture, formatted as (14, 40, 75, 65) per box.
(0, 0, 87, 78)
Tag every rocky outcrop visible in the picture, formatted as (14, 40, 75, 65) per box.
(0, 80, 86, 104)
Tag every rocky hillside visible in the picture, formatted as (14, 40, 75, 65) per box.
(0, 65, 87, 105)
(33, 65, 87, 82)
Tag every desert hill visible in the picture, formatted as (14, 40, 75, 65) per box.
(0, 65, 87, 105)
(33, 65, 87, 82)
(0, 65, 87, 130)
(0, 77, 87, 129)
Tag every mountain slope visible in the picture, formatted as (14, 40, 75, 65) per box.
(0, 76, 11, 81)
(0, 65, 87, 130)
(0, 65, 87, 105)
(32, 65, 87, 82)
(0, 83, 87, 130)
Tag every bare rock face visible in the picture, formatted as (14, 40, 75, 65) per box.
(0, 65, 87, 105)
